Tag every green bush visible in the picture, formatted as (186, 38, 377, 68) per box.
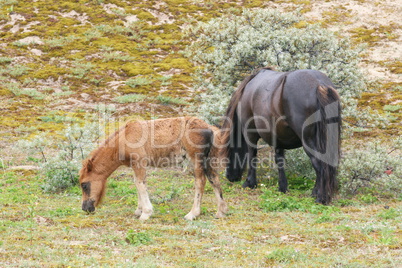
(261, 138, 402, 198)
(338, 138, 402, 198)
(184, 8, 383, 127)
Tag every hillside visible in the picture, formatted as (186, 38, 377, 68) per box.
(0, 0, 401, 144)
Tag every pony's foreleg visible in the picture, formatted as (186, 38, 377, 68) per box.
(133, 167, 153, 220)
(275, 148, 288, 193)
(134, 186, 143, 217)
(185, 167, 206, 220)
(243, 146, 258, 189)
(208, 174, 228, 218)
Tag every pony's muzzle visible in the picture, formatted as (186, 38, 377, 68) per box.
(82, 199, 95, 213)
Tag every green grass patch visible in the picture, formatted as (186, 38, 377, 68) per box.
(125, 230, 153, 246)
(259, 187, 339, 213)
(378, 208, 400, 220)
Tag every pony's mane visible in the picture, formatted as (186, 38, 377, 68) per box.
(83, 123, 127, 173)
(221, 66, 273, 150)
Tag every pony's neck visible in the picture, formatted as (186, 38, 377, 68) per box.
(91, 146, 123, 179)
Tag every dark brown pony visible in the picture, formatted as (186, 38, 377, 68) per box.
(79, 117, 227, 220)
(222, 68, 341, 204)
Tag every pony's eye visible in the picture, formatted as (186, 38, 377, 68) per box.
(81, 182, 91, 195)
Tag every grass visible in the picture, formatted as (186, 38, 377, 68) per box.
(0, 167, 401, 267)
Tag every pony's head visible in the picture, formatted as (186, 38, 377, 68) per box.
(79, 158, 106, 213)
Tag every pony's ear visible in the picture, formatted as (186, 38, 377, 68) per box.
(85, 158, 94, 173)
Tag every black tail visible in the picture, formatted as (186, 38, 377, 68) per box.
(201, 128, 219, 184)
(221, 70, 262, 182)
(224, 111, 248, 181)
(315, 85, 341, 204)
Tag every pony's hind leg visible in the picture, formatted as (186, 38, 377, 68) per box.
(133, 167, 153, 220)
(309, 155, 328, 204)
(275, 148, 288, 193)
(208, 174, 228, 218)
(185, 165, 206, 221)
(303, 147, 333, 205)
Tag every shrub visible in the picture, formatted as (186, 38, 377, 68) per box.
(41, 160, 80, 193)
(338, 138, 402, 198)
(184, 8, 381, 127)
(261, 138, 402, 198)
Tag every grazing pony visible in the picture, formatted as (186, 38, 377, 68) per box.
(222, 68, 341, 204)
(79, 117, 227, 220)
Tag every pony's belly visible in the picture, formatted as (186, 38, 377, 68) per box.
(150, 149, 188, 168)
(259, 124, 301, 149)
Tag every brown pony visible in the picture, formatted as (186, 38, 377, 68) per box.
(79, 117, 227, 220)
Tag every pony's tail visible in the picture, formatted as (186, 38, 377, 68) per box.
(315, 85, 341, 204)
(224, 111, 248, 182)
(201, 128, 217, 183)
(221, 72, 260, 182)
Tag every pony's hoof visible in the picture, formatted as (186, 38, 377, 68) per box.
(184, 213, 197, 221)
(139, 213, 151, 221)
(242, 180, 257, 189)
(134, 209, 142, 217)
(215, 212, 226, 219)
(219, 202, 228, 214)
(315, 197, 329, 205)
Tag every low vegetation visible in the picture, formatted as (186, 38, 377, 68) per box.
(0, 168, 401, 266)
